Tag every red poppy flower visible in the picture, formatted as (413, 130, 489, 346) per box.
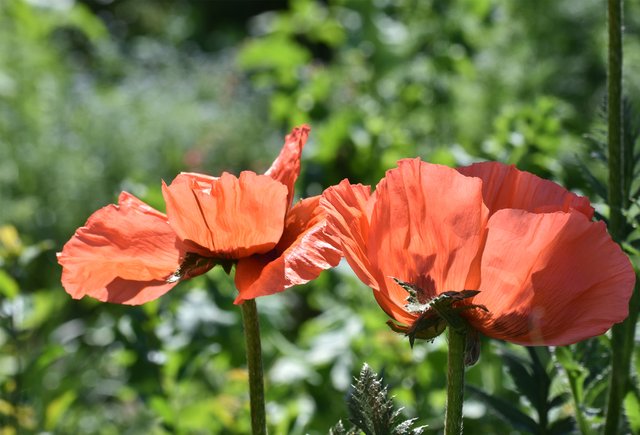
(321, 158, 635, 346)
(58, 126, 341, 305)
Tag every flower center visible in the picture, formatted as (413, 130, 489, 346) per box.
(388, 277, 488, 365)
(166, 252, 232, 283)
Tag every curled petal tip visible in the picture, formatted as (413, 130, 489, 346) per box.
(266, 126, 311, 206)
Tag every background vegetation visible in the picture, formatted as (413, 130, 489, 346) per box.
(1, 0, 639, 433)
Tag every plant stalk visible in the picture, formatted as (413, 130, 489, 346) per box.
(605, 286, 640, 435)
(444, 326, 466, 435)
(569, 384, 591, 435)
(241, 299, 267, 435)
(606, 1, 624, 237)
(603, 0, 639, 434)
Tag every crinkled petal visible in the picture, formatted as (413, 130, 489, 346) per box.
(234, 195, 342, 303)
(57, 192, 182, 304)
(265, 125, 310, 207)
(471, 209, 635, 345)
(321, 180, 379, 286)
(367, 159, 489, 322)
(320, 180, 413, 323)
(458, 161, 594, 218)
(162, 171, 288, 259)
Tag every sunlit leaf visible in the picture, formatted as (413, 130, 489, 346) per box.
(0, 270, 18, 299)
(623, 390, 640, 433)
(45, 391, 76, 430)
(554, 346, 587, 404)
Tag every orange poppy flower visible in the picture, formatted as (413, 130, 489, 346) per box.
(58, 126, 341, 305)
(321, 158, 635, 346)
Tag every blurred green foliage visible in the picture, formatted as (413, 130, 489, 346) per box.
(0, 0, 278, 247)
(237, 0, 624, 189)
(1, 0, 639, 433)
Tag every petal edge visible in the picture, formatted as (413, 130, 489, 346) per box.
(265, 125, 310, 206)
(57, 193, 182, 304)
(472, 209, 634, 345)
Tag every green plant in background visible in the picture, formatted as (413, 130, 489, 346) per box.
(470, 347, 575, 434)
(330, 364, 426, 435)
(0, 225, 52, 433)
(0, 0, 275, 247)
(237, 0, 621, 190)
(555, 339, 612, 434)
(603, 1, 640, 433)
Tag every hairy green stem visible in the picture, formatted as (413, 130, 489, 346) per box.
(606, 1, 624, 235)
(605, 286, 640, 435)
(241, 299, 267, 435)
(603, 0, 639, 434)
(445, 326, 466, 435)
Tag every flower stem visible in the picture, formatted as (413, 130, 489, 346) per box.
(241, 299, 267, 435)
(606, 1, 624, 236)
(445, 326, 466, 435)
(605, 287, 640, 435)
(603, 1, 640, 433)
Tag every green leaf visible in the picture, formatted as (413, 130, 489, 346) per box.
(528, 347, 555, 415)
(624, 390, 640, 433)
(66, 2, 109, 41)
(501, 352, 538, 406)
(501, 348, 553, 422)
(549, 416, 576, 435)
(554, 346, 588, 404)
(149, 396, 174, 426)
(548, 393, 571, 411)
(18, 289, 65, 330)
(238, 35, 310, 72)
(576, 155, 608, 201)
(0, 269, 18, 299)
(467, 385, 539, 434)
(45, 390, 76, 430)
(584, 372, 611, 407)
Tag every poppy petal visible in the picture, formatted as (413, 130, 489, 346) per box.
(472, 209, 635, 345)
(321, 180, 414, 323)
(100, 278, 178, 305)
(367, 159, 489, 320)
(320, 180, 381, 289)
(162, 171, 288, 259)
(265, 125, 310, 206)
(57, 192, 182, 304)
(234, 195, 342, 303)
(458, 161, 594, 218)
